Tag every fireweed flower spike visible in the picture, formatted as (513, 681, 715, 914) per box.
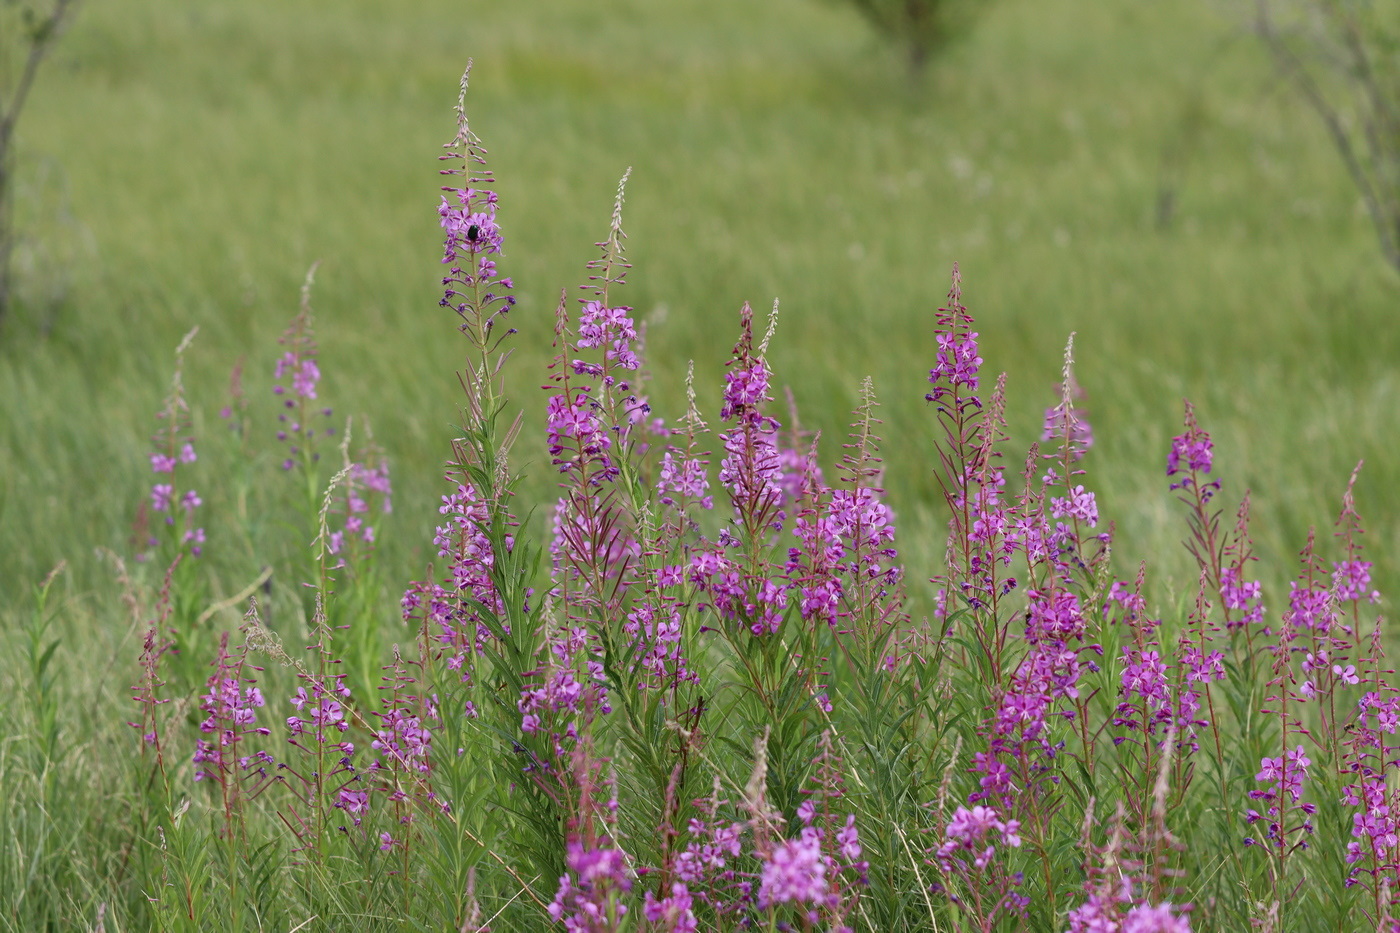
(1323, 468, 1396, 900)
(1040, 341, 1093, 462)
(1332, 464, 1381, 662)
(1042, 334, 1109, 565)
(756, 833, 828, 909)
(932, 803, 1028, 927)
(402, 60, 520, 677)
(1166, 402, 1214, 488)
(428, 70, 526, 701)
(312, 419, 394, 574)
(964, 395, 1099, 823)
(191, 631, 269, 843)
(925, 264, 982, 408)
(128, 561, 179, 770)
(545, 172, 646, 492)
(927, 268, 1023, 640)
(757, 731, 869, 926)
(1067, 805, 1193, 933)
(687, 302, 793, 638)
(438, 61, 516, 413)
(364, 644, 440, 858)
(926, 267, 986, 559)
(1338, 630, 1400, 921)
(1168, 401, 1229, 594)
(548, 733, 634, 930)
(273, 265, 335, 476)
(541, 172, 673, 721)
(1220, 492, 1266, 634)
(717, 303, 785, 534)
(549, 839, 633, 930)
(827, 379, 907, 643)
(669, 786, 748, 916)
(1282, 523, 1365, 762)
(1246, 541, 1326, 895)
(326, 457, 392, 564)
(788, 437, 842, 631)
(656, 361, 714, 518)
(143, 328, 206, 560)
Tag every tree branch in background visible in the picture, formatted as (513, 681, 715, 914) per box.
(0, 0, 79, 328)
(1253, 0, 1400, 273)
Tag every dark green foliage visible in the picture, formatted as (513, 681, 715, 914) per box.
(828, 0, 986, 77)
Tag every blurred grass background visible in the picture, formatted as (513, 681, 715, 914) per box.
(2, 0, 1397, 617)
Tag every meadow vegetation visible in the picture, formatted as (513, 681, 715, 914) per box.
(1, 0, 1399, 929)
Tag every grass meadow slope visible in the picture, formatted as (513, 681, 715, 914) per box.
(1, 0, 1398, 928)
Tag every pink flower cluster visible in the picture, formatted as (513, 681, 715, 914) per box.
(327, 461, 392, 559)
(549, 841, 632, 931)
(193, 676, 268, 782)
(401, 482, 505, 665)
(1245, 745, 1315, 849)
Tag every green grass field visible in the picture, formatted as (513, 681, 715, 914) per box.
(4, 0, 1397, 607)
(1, 0, 1398, 925)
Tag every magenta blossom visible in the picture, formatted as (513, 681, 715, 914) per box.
(757, 831, 829, 909)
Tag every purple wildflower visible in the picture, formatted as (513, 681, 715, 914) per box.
(623, 600, 697, 693)
(402, 481, 506, 663)
(140, 330, 206, 560)
(717, 365, 783, 511)
(1254, 745, 1311, 801)
(1051, 484, 1099, 525)
(1166, 402, 1220, 505)
(757, 830, 829, 909)
(675, 815, 745, 887)
(190, 631, 269, 848)
(1333, 560, 1380, 604)
(1287, 581, 1334, 634)
(549, 840, 632, 931)
(1071, 898, 1193, 933)
(370, 705, 433, 775)
(273, 270, 335, 472)
(576, 300, 640, 371)
(437, 67, 517, 346)
(151, 484, 173, 513)
(326, 457, 392, 564)
(936, 805, 1022, 870)
(925, 266, 983, 414)
(657, 450, 713, 509)
(1246, 744, 1315, 849)
(927, 325, 982, 401)
(1122, 903, 1192, 932)
(1041, 403, 1094, 461)
(643, 882, 698, 931)
(1166, 431, 1212, 478)
(1220, 567, 1265, 629)
(274, 353, 320, 400)
(547, 388, 614, 477)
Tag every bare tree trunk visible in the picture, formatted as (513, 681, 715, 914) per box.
(903, 0, 935, 84)
(0, 0, 80, 330)
(907, 40, 929, 82)
(0, 153, 11, 323)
